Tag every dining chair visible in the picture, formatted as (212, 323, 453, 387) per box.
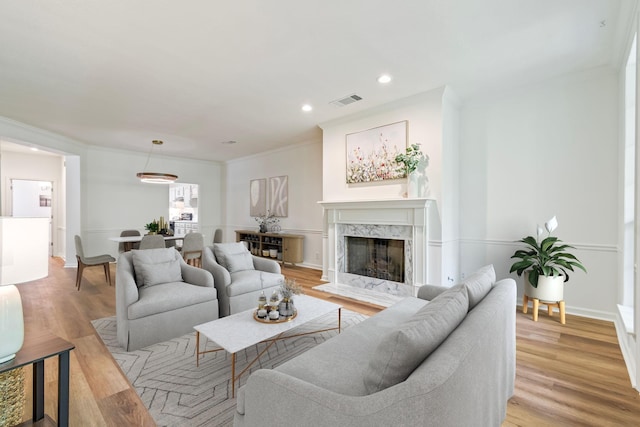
(139, 234, 166, 250)
(119, 229, 141, 252)
(213, 228, 223, 243)
(74, 235, 116, 290)
(181, 232, 205, 267)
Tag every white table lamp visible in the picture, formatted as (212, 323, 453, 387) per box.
(0, 284, 24, 363)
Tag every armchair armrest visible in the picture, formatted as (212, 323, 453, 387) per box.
(202, 246, 231, 287)
(417, 284, 450, 301)
(180, 259, 214, 287)
(252, 255, 282, 274)
(116, 252, 140, 308)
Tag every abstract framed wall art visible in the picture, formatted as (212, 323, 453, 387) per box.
(249, 178, 267, 217)
(268, 175, 288, 217)
(345, 121, 407, 183)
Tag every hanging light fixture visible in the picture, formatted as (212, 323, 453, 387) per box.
(136, 140, 178, 184)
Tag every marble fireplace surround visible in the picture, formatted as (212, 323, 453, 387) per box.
(319, 198, 436, 298)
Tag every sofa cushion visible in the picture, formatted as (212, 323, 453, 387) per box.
(128, 281, 218, 319)
(228, 270, 283, 297)
(363, 284, 469, 394)
(275, 296, 429, 396)
(463, 264, 495, 310)
(132, 248, 183, 287)
(214, 243, 255, 273)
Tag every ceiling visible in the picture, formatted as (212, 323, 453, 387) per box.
(0, 0, 632, 162)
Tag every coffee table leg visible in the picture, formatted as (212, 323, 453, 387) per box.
(338, 308, 342, 333)
(196, 331, 200, 367)
(232, 352, 236, 398)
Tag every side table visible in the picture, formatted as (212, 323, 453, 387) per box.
(0, 328, 75, 427)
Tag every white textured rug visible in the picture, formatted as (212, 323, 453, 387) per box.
(92, 310, 366, 427)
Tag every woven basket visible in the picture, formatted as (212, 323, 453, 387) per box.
(0, 367, 25, 427)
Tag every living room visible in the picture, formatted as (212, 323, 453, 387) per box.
(1, 1, 640, 425)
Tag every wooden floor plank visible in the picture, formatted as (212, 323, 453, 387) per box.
(9, 257, 640, 426)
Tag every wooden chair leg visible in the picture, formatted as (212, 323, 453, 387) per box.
(522, 294, 529, 314)
(76, 263, 85, 290)
(532, 298, 539, 322)
(104, 263, 112, 286)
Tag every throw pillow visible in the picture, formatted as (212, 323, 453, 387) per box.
(213, 242, 255, 273)
(131, 248, 183, 287)
(463, 264, 496, 310)
(363, 284, 469, 394)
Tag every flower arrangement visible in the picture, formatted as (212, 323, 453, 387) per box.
(280, 278, 303, 300)
(254, 210, 279, 232)
(509, 216, 587, 288)
(395, 143, 428, 176)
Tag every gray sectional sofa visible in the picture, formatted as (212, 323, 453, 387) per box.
(234, 265, 516, 427)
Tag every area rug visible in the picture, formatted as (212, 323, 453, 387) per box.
(92, 310, 366, 427)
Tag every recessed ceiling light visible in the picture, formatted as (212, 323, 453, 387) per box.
(302, 104, 313, 112)
(30, 147, 39, 152)
(377, 74, 392, 84)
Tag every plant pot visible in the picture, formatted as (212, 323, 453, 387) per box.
(524, 272, 564, 302)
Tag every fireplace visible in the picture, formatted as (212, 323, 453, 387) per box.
(319, 198, 437, 298)
(345, 236, 405, 283)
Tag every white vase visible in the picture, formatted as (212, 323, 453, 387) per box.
(0, 285, 25, 363)
(524, 272, 564, 302)
(407, 172, 419, 198)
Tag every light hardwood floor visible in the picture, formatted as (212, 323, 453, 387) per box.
(10, 257, 640, 426)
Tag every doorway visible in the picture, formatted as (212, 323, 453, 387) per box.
(11, 179, 53, 256)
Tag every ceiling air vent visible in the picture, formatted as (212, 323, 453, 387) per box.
(330, 93, 363, 107)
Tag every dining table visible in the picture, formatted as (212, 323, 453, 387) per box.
(109, 234, 184, 252)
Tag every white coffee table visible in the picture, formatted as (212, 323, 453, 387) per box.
(194, 295, 342, 397)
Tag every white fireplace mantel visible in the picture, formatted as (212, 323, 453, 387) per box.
(318, 198, 437, 297)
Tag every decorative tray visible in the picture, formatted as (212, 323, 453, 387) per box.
(253, 308, 298, 324)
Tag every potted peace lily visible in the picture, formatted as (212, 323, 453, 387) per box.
(509, 216, 586, 302)
(395, 143, 429, 198)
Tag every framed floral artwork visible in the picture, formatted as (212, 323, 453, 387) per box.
(345, 121, 407, 183)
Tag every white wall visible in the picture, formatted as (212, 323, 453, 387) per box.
(320, 89, 445, 206)
(83, 146, 223, 258)
(459, 66, 619, 319)
(224, 140, 324, 269)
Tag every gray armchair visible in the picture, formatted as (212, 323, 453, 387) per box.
(203, 243, 284, 317)
(116, 247, 219, 351)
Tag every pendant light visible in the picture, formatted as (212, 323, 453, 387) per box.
(136, 140, 178, 184)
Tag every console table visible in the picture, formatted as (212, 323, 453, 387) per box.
(0, 329, 75, 427)
(235, 230, 304, 266)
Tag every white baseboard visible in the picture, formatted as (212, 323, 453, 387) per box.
(614, 309, 637, 391)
